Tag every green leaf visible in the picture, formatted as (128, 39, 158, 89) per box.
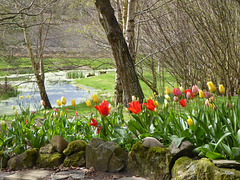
(214, 132, 231, 151)
(220, 143, 233, 159)
(237, 130, 240, 146)
(206, 151, 227, 160)
(232, 147, 240, 160)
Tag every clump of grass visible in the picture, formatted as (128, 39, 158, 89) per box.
(66, 71, 85, 79)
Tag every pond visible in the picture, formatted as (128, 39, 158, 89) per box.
(0, 70, 98, 116)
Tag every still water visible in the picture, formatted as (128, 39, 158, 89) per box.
(0, 70, 95, 115)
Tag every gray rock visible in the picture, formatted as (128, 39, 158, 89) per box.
(4, 169, 53, 180)
(51, 135, 68, 153)
(169, 140, 194, 157)
(213, 160, 240, 170)
(7, 148, 39, 171)
(142, 137, 165, 148)
(127, 142, 172, 180)
(86, 138, 128, 172)
(171, 156, 240, 180)
(52, 171, 85, 180)
(39, 144, 55, 154)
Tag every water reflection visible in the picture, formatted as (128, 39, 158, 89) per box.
(0, 70, 95, 115)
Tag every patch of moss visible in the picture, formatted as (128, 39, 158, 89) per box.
(131, 142, 147, 159)
(63, 140, 87, 156)
(37, 152, 64, 168)
(64, 151, 85, 167)
(23, 148, 39, 167)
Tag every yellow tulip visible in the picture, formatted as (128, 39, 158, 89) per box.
(199, 90, 205, 98)
(27, 95, 30, 99)
(207, 81, 216, 92)
(60, 111, 64, 116)
(20, 96, 23, 99)
(92, 94, 99, 103)
(61, 96, 66, 105)
(71, 99, 76, 106)
(165, 87, 171, 95)
(187, 118, 193, 126)
(86, 99, 92, 107)
(154, 100, 159, 107)
(56, 100, 62, 106)
(219, 84, 225, 94)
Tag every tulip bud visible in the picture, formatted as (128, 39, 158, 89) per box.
(219, 84, 225, 94)
(0, 120, 6, 126)
(164, 99, 168, 108)
(204, 91, 211, 99)
(41, 100, 45, 106)
(27, 95, 30, 99)
(174, 96, 179, 102)
(186, 92, 192, 99)
(111, 97, 114, 103)
(19, 96, 23, 100)
(86, 99, 92, 107)
(165, 87, 171, 95)
(92, 94, 99, 103)
(164, 95, 171, 101)
(56, 100, 61, 106)
(61, 96, 66, 105)
(132, 96, 136, 101)
(14, 109, 18, 116)
(205, 100, 209, 106)
(12, 105, 16, 110)
(192, 85, 199, 94)
(187, 118, 193, 126)
(60, 111, 64, 116)
(199, 90, 205, 98)
(71, 99, 76, 106)
(179, 86, 185, 93)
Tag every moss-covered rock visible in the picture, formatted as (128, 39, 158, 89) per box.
(63, 140, 87, 156)
(86, 138, 128, 172)
(36, 152, 64, 168)
(127, 142, 172, 179)
(64, 151, 85, 167)
(171, 157, 240, 180)
(0, 151, 9, 168)
(7, 148, 39, 170)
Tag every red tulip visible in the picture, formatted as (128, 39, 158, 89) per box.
(128, 100, 142, 114)
(144, 99, 156, 111)
(89, 118, 98, 127)
(179, 99, 187, 107)
(97, 126, 101, 134)
(184, 89, 194, 99)
(94, 100, 110, 116)
(173, 88, 182, 97)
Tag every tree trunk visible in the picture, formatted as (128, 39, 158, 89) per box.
(114, 69, 123, 106)
(17, 3, 52, 109)
(95, 0, 144, 105)
(122, 0, 128, 37)
(126, 0, 136, 63)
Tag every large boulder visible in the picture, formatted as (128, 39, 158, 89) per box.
(171, 156, 240, 180)
(127, 142, 172, 180)
(0, 151, 9, 168)
(63, 140, 87, 167)
(51, 135, 68, 153)
(7, 148, 39, 170)
(36, 152, 64, 168)
(86, 138, 128, 172)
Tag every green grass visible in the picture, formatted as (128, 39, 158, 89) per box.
(75, 71, 177, 98)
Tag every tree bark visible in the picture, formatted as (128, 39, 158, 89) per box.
(95, 0, 144, 105)
(126, 0, 136, 63)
